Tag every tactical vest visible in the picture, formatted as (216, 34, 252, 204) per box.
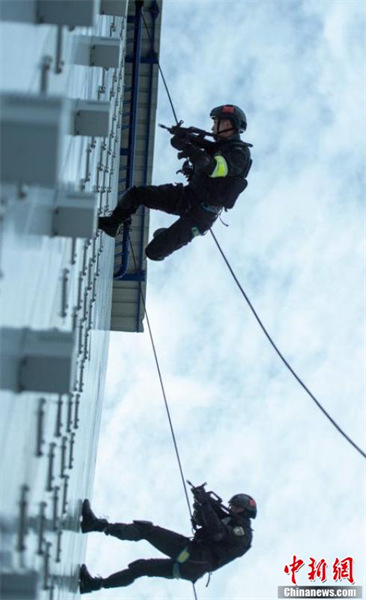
(188, 136, 252, 209)
(193, 514, 253, 572)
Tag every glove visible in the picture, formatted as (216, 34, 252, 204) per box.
(176, 159, 194, 180)
(170, 134, 192, 151)
(181, 161, 194, 180)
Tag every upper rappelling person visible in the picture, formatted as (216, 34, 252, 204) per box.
(78, 485, 256, 593)
(98, 104, 252, 261)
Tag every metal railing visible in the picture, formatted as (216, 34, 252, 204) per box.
(114, 0, 159, 287)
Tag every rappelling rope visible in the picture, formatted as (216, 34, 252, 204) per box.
(128, 240, 198, 600)
(138, 7, 365, 461)
(141, 11, 179, 126)
(210, 230, 366, 460)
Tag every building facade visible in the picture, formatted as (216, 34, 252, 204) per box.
(0, 1, 162, 597)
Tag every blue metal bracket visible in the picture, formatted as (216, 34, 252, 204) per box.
(114, 0, 144, 281)
(121, 272, 146, 282)
(114, 0, 159, 328)
(125, 55, 158, 64)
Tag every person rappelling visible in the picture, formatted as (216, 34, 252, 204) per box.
(78, 482, 256, 593)
(98, 104, 252, 261)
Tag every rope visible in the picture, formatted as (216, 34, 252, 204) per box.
(141, 10, 179, 125)
(128, 241, 198, 600)
(135, 12, 197, 596)
(210, 229, 366, 460)
(135, 0, 365, 462)
(121, 11, 363, 600)
(126, 16, 364, 600)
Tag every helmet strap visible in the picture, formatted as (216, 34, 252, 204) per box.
(216, 118, 236, 136)
(217, 126, 236, 135)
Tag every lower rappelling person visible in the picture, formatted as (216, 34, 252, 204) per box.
(78, 484, 257, 592)
(98, 104, 252, 261)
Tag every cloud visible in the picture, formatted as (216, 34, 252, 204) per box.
(87, 1, 365, 598)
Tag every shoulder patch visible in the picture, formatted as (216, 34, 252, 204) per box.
(233, 526, 245, 536)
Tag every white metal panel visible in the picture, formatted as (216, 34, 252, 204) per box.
(0, 3, 130, 598)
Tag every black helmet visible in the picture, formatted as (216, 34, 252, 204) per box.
(210, 104, 247, 132)
(229, 494, 257, 518)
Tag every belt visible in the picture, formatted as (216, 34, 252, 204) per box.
(172, 563, 181, 579)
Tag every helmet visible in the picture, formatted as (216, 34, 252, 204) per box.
(229, 494, 257, 518)
(210, 104, 247, 132)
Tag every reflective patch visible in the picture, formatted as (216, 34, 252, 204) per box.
(233, 526, 245, 536)
(210, 155, 228, 178)
(176, 547, 190, 563)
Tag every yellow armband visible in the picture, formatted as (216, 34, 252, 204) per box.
(209, 155, 229, 178)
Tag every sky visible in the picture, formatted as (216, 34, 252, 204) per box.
(86, 1, 365, 599)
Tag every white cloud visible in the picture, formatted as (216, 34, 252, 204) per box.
(86, 1, 365, 598)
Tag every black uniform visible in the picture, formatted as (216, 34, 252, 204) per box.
(100, 501, 253, 588)
(114, 134, 252, 261)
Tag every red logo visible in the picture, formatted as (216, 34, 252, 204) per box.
(308, 557, 327, 583)
(333, 557, 355, 584)
(222, 105, 235, 113)
(284, 556, 355, 585)
(284, 556, 305, 585)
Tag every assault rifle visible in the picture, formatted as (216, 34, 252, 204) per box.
(187, 480, 230, 529)
(159, 121, 216, 152)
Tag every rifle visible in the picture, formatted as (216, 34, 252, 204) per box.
(159, 121, 216, 152)
(187, 480, 231, 529)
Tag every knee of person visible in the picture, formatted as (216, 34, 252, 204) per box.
(128, 559, 147, 572)
(145, 244, 165, 262)
(128, 559, 155, 578)
(133, 520, 154, 535)
(129, 558, 174, 579)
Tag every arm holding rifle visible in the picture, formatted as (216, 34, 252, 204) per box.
(159, 122, 218, 176)
(159, 121, 216, 151)
(188, 481, 231, 541)
(188, 481, 253, 547)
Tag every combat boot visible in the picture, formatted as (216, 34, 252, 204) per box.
(99, 186, 140, 238)
(79, 564, 103, 594)
(98, 215, 121, 238)
(80, 499, 108, 533)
